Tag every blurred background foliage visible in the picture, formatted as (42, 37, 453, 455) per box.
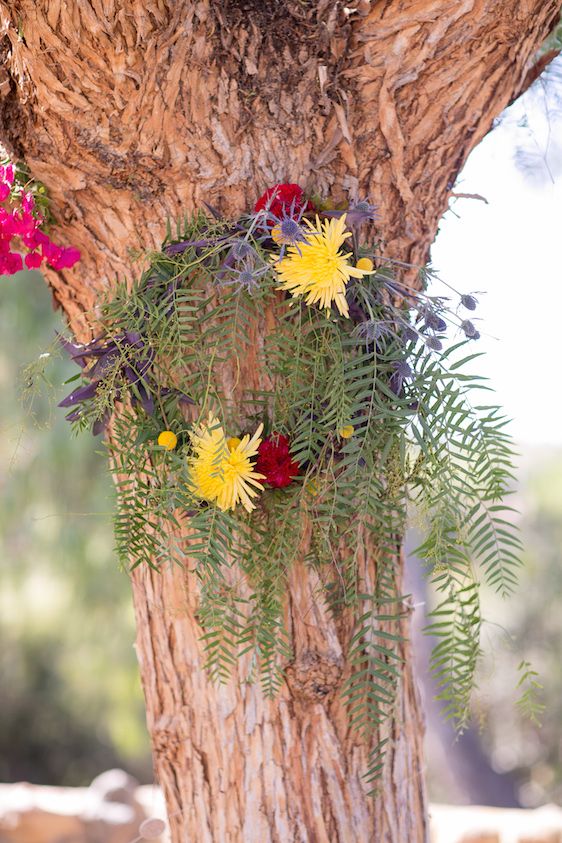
(411, 448, 562, 808)
(475, 450, 562, 807)
(0, 270, 152, 785)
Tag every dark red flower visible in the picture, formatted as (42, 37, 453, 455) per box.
(256, 433, 300, 489)
(254, 183, 313, 222)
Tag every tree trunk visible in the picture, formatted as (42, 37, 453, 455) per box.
(1, 2, 558, 840)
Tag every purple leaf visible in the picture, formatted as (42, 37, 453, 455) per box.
(59, 380, 99, 407)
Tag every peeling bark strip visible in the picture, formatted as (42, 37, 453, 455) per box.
(0, 2, 558, 841)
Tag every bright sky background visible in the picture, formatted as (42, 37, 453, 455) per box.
(431, 72, 562, 447)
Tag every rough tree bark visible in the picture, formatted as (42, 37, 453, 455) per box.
(0, 2, 558, 841)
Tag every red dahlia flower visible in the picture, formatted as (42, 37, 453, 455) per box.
(255, 434, 300, 488)
(254, 183, 313, 222)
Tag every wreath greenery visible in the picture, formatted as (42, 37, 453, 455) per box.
(24, 180, 527, 784)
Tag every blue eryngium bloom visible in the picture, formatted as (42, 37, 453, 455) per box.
(461, 320, 480, 339)
(229, 239, 258, 263)
(425, 336, 443, 351)
(390, 359, 413, 396)
(461, 294, 478, 311)
(222, 263, 270, 294)
(272, 216, 308, 248)
(424, 313, 448, 333)
(323, 199, 378, 230)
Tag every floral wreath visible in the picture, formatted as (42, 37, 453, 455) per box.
(16, 175, 534, 783)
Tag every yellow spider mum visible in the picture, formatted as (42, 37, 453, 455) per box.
(274, 215, 369, 317)
(187, 415, 264, 513)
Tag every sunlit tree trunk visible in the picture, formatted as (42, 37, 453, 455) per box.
(1, 2, 558, 840)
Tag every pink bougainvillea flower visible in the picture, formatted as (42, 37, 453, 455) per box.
(41, 241, 80, 270)
(10, 211, 36, 236)
(21, 192, 35, 213)
(23, 229, 49, 250)
(0, 158, 80, 276)
(25, 251, 43, 269)
(51, 246, 81, 270)
(41, 239, 62, 266)
(0, 164, 15, 186)
(1, 252, 23, 274)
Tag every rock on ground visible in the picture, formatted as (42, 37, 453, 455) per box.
(2, 772, 562, 842)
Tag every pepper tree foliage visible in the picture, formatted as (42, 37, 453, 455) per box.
(50, 184, 521, 784)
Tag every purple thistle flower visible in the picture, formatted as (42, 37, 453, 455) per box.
(394, 359, 413, 379)
(355, 319, 393, 343)
(403, 326, 419, 343)
(238, 269, 260, 292)
(324, 199, 378, 229)
(230, 240, 257, 262)
(424, 313, 447, 333)
(461, 294, 478, 311)
(221, 263, 269, 295)
(346, 199, 378, 228)
(259, 201, 310, 258)
(274, 216, 308, 247)
(425, 336, 443, 351)
(460, 319, 478, 338)
(389, 358, 413, 395)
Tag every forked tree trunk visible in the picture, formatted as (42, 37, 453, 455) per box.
(1, 2, 558, 840)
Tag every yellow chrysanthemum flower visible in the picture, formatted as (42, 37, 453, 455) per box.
(338, 425, 355, 439)
(187, 416, 264, 513)
(274, 215, 369, 317)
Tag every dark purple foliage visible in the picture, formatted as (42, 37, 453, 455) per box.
(58, 331, 192, 434)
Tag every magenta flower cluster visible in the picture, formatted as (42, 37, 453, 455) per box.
(0, 162, 80, 276)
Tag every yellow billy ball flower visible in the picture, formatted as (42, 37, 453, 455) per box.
(339, 425, 355, 439)
(187, 416, 265, 513)
(158, 430, 177, 451)
(356, 257, 374, 272)
(271, 225, 283, 245)
(274, 215, 370, 318)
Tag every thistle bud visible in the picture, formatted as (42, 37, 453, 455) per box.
(461, 294, 477, 311)
(425, 336, 443, 351)
(461, 319, 477, 338)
